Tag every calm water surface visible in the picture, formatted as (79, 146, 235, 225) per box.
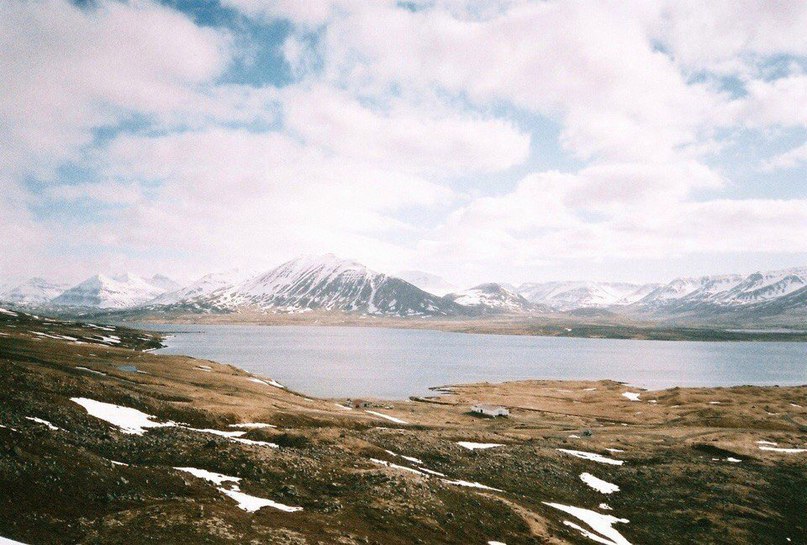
(147, 324, 807, 399)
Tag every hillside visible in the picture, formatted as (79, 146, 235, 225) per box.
(1, 310, 805, 544)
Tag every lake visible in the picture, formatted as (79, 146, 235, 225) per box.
(147, 324, 807, 399)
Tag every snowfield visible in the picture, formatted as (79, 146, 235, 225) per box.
(557, 449, 625, 466)
(175, 467, 302, 513)
(365, 410, 408, 424)
(580, 472, 620, 494)
(457, 441, 504, 450)
(71, 397, 175, 435)
(544, 502, 632, 545)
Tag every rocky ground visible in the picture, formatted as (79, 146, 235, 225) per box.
(0, 307, 805, 545)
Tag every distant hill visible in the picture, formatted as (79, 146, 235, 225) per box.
(446, 283, 538, 314)
(52, 273, 177, 309)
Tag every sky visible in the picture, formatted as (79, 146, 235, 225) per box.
(2, 0, 807, 288)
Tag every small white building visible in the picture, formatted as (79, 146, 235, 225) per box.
(470, 404, 509, 417)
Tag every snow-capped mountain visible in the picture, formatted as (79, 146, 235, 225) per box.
(636, 275, 744, 308)
(446, 283, 536, 314)
(147, 274, 181, 293)
(633, 267, 807, 316)
(52, 273, 175, 309)
(396, 270, 458, 297)
(149, 270, 248, 306)
(192, 254, 464, 316)
(517, 281, 652, 310)
(0, 278, 70, 305)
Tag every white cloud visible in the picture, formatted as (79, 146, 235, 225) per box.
(0, 0, 231, 180)
(417, 166, 807, 275)
(78, 127, 452, 274)
(309, 1, 723, 162)
(761, 142, 807, 172)
(653, 0, 807, 74)
(282, 84, 530, 175)
(3, 0, 807, 284)
(736, 74, 807, 128)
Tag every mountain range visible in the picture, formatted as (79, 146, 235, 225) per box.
(2, 255, 806, 325)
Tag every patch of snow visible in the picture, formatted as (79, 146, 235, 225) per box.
(726, 457, 742, 463)
(756, 440, 777, 446)
(708, 401, 721, 405)
(248, 377, 285, 388)
(109, 460, 129, 467)
(75, 366, 107, 376)
(621, 392, 640, 402)
(231, 437, 279, 448)
(175, 466, 301, 513)
(557, 449, 625, 466)
(71, 397, 175, 435)
(384, 450, 424, 465)
(443, 479, 503, 492)
(580, 473, 620, 494)
(599, 503, 612, 511)
(365, 410, 408, 424)
(758, 445, 807, 453)
(488, 542, 507, 545)
(544, 502, 631, 545)
(371, 458, 427, 476)
(457, 441, 503, 450)
(417, 466, 447, 477)
(605, 448, 625, 453)
(186, 427, 246, 438)
(86, 324, 115, 331)
(25, 416, 59, 431)
(0, 308, 19, 316)
(229, 422, 276, 429)
(175, 467, 240, 486)
(220, 488, 302, 513)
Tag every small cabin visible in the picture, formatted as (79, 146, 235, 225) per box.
(350, 399, 371, 409)
(471, 404, 509, 417)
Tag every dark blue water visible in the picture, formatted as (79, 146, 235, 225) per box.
(145, 324, 807, 398)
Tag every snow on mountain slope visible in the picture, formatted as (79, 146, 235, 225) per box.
(637, 268, 807, 308)
(52, 274, 169, 309)
(396, 270, 458, 297)
(517, 281, 649, 310)
(149, 270, 248, 306)
(446, 283, 535, 313)
(632, 267, 807, 318)
(638, 275, 744, 307)
(147, 274, 181, 293)
(713, 269, 807, 305)
(199, 254, 463, 316)
(1, 278, 70, 305)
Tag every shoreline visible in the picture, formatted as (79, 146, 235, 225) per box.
(110, 310, 807, 343)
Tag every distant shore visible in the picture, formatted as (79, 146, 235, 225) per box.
(114, 310, 807, 342)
